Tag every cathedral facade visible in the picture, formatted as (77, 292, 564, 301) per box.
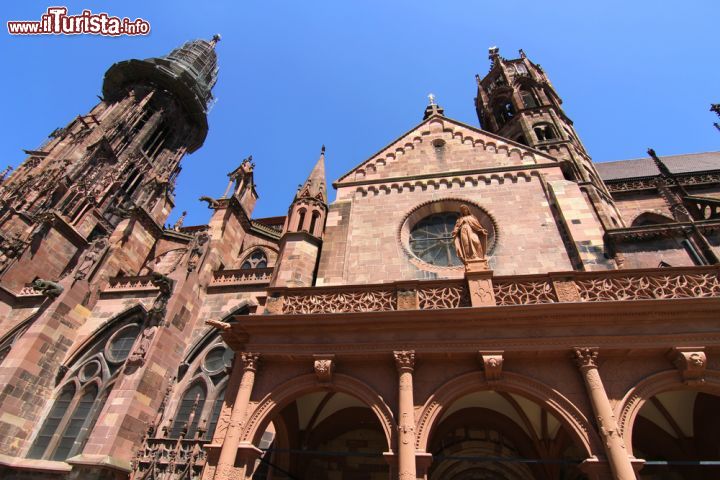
(0, 38, 719, 480)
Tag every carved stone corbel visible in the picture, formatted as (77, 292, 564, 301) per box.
(478, 350, 504, 381)
(313, 354, 335, 383)
(668, 347, 706, 385)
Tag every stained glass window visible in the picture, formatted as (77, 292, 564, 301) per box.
(409, 213, 462, 267)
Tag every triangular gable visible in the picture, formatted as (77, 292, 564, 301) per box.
(334, 115, 558, 187)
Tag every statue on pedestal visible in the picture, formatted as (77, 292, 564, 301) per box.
(452, 204, 489, 269)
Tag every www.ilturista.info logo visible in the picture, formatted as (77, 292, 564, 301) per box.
(7, 7, 150, 36)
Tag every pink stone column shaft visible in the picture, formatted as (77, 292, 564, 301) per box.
(214, 352, 260, 479)
(573, 348, 636, 480)
(394, 350, 417, 480)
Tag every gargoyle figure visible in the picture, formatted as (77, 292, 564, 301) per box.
(150, 271, 173, 295)
(107, 203, 136, 219)
(199, 196, 219, 209)
(147, 272, 174, 325)
(31, 278, 64, 298)
(206, 318, 232, 331)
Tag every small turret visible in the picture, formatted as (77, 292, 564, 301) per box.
(271, 147, 329, 288)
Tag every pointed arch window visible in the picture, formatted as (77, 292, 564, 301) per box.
(205, 386, 226, 441)
(241, 250, 268, 269)
(296, 209, 307, 232)
(27, 312, 143, 460)
(520, 88, 538, 108)
(53, 384, 98, 461)
(155, 334, 235, 443)
(170, 383, 207, 439)
(309, 211, 320, 237)
(27, 384, 76, 459)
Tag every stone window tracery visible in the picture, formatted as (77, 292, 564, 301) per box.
(27, 312, 143, 461)
(400, 199, 498, 273)
(167, 335, 234, 441)
(409, 213, 462, 267)
(241, 250, 268, 269)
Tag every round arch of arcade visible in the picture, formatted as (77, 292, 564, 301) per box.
(240, 373, 398, 453)
(615, 368, 720, 456)
(414, 370, 603, 457)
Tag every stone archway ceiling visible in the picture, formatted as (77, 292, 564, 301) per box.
(294, 391, 368, 431)
(638, 390, 698, 438)
(439, 391, 561, 441)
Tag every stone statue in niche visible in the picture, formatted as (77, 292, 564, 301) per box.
(452, 204, 488, 269)
(74, 237, 108, 281)
(126, 324, 157, 367)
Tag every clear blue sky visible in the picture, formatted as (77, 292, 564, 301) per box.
(2, 1, 718, 225)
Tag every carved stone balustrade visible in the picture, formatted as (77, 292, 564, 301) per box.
(209, 267, 273, 288)
(264, 266, 720, 315)
(17, 284, 43, 296)
(105, 275, 159, 293)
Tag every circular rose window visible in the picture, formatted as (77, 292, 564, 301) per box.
(106, 324, 141, 363)
(399, 199, 498, 272)
(409, 212, 462, 267)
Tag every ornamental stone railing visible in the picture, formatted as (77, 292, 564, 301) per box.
(209, 267, 273, 288)
(106, 275, 158, 292)
(264, 266, 720, 315)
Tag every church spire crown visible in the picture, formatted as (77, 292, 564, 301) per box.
(295, 145, 327, 203)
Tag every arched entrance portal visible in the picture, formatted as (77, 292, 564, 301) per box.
(427, 391, 587, 480)
(633, 390, 720, 479)
(252, 391, 389, 479)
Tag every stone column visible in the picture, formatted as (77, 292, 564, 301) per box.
(214, 352, 260, 479)
(394, 350, 417, 480)
(573, 348, 636, 480)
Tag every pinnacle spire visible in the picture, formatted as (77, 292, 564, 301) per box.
(296, 146, 327, 203)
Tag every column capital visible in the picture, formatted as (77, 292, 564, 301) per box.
(394, 350, 415, 373)
(573, 347, 599, 370)
(241, 352, 260, 372)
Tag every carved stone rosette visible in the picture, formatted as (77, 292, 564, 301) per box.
(313, 354, 335, 383)
(669, 347, 706, 385)
(479, 351, 504, 381)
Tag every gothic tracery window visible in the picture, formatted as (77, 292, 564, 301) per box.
(27, 314, 143, 461)
(241, 250, 268, 269)
(167, 336, 234, 441)
(409, 213, 462, 267)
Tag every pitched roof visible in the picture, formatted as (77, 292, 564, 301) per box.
(596, 151, 720, 181)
